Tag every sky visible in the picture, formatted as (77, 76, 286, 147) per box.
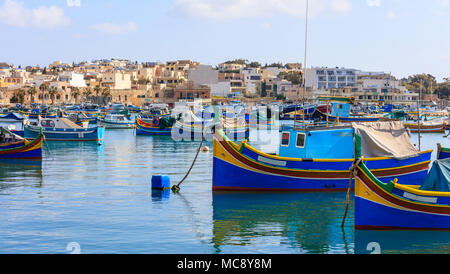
(0, 0, 449, 81)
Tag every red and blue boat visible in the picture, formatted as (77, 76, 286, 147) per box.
(135, 115, 173, 136)
(212, 121, 431, 191)
(0, 127, 43, 159)
(354, 145, 450, 230)
(438, 144, 450, 160)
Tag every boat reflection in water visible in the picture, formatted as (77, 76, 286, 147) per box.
(355, 230, 450, 254)
(212, 192, 354, 254)
(0, 159, 43, 192)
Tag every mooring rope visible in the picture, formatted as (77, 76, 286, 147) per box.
(171, 137, 205, 193)
(341, 157, 363, 228)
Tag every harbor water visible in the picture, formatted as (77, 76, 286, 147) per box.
(1, 121, 449, 254)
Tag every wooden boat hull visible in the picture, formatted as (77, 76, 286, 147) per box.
(404, 123, 446, 133)
(313, 109, 382, 122)
(355, 162, 450, 230)
(135, 117, 172, 136)
(212, 131, 431, 191)
(174, 121, 249, 141)
(0, 134, 43, 159)
(24, 125, 104, 141)
(97, 118, 135, 129)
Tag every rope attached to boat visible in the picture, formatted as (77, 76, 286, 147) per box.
(341, 157, 363, 228)
(171, 137, 204, 193)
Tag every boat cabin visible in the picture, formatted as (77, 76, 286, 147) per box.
(278, 126, 355, 159)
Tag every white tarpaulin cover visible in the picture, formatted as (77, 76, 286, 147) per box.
(352, 121, 420, 159)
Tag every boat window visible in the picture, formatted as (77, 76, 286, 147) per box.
(296, 133, 306, 148)
(281, 132, 290, 147)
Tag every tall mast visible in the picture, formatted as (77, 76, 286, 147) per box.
(302, 0, 309, 129)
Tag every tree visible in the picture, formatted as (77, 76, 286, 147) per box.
(48, 86, 59, 105)
(83, 87, 92, 103)
(435, 82, 450, 98)
(404, 74, 437, 94)
(15, 89, 26, 104)
(72, 87, 80, 104)
(27, 86, 37, 104)
(278, 71, 302, 85)
(248, 61, 261, 68)
(101, 87, 111, 105)
(39, 83, 48, 105)
(93, 84, 102, 104)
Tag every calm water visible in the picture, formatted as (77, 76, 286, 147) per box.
(0, 121, 449, 254)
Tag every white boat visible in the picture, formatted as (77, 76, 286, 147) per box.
(97, 114, 135, 129)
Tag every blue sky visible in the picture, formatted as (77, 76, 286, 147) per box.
(0, 0, 449, 81)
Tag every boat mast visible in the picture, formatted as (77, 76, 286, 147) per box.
(417, 79, 422, 150)
(302, 0, 309, 129)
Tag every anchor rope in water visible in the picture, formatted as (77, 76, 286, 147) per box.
(171, 137, 205, 192)
(341, 157, 364, 228)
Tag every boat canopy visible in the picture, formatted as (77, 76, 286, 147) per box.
(353, 121, 420, 160)
(420, 158, 450, 192)
(39, 118, 82, 129)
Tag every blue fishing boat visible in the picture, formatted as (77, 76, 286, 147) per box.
(0, 127, 43, 159)
(24, 118, 104, 142)
(135, 115, 173, 136)
(173, 112, 249, 141)
(0, 112, 24, 122)
(97, 114, 135, 129)
(212, 121, 431, 191)
(438, 144, 450, 160)
(312, 96, 387, 123)
(354, 155, 450, 230)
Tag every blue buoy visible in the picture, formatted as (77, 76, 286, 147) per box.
(151, 175, 171, 190)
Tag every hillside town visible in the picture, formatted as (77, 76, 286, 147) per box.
(0, 59, 448, 107)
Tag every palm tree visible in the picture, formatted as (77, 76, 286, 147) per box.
(72, 87, 80, 104)
(93, 84, 102, 105)
(101, 87, 111, 105)
(39, 83, 48, 105)
(27, 86, 37, 104)
(83, 87, 92, 103)
(48, 86, 59, 105)
(16, 89, 26, 104)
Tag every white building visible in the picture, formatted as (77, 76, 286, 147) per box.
(58, 72, 86, 88)
(241, 67, 262, 95)
(305, 67, 358, 90)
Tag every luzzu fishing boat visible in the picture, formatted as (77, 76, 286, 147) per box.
(97, 114, 135, 129)
(27, 107, 58, 119)
(0, 127, 43, 159)
(437, 144, 450, 160)
(0, 112, 24, 122)
(135, 115, 174, 136)
(24, 118, 104, 142)
(404, 119, 447, 133)
(354, 150, 450, 230)
(312, 96, 387, 123)
(212, 121, 432, 191)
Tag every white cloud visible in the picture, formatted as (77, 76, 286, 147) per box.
(386, 10, 396, 20)
(67, 0, 81, 8)
(366, 0, 381, 7)
(172, 0, 330, 20)
(0, 0, 70, 29)
(330, 0, 352, 13)
(92, 22, 137, 35)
